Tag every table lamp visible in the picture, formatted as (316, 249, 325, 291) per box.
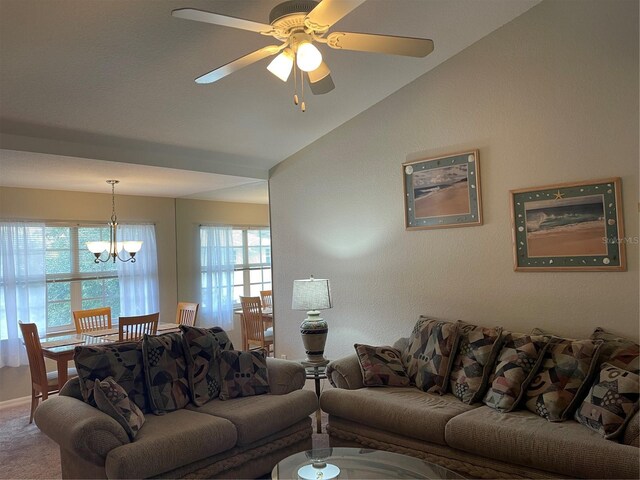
(292, 276, 332, 366)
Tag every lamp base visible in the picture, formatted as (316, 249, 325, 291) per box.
(300, 310, 328, 365)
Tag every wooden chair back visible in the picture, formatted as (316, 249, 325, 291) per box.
(20, 321, 58, 423)
(176, 302, 199, 326)
(19, 322, 48, 394)
(73, 307, 112, 333)
(259, 290, 273, 309)
(240, 296, 273, 353)
(118, 313, 159, 341)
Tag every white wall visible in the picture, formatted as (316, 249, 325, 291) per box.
(269, 0, 640, 362)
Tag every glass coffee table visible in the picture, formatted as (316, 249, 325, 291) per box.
(272, 447, 464, 479)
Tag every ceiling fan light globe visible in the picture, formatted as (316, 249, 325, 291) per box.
(296, 42, 322, 72)
(267, 50, 294, 82)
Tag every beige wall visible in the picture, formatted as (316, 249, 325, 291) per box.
(269, 0, 640, 362)
(175, 198, 270, 347)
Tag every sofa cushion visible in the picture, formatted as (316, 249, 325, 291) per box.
(74, 341, 149, 413)
(449, 321, 503, 404)
(354, 344, 410, 387)
(445, 405, 640, 479)
(93, 377, 145, 441)
(320, 387, 477, 445)
(186, 389, 317, 446)
(483, 333, 548, 412)
(104, 409, 237, 479)
(404, 317, 460, 394)
(524, 337, 603, 421)
(575, 363, 639, 439)
(142, 332, 190, 414)
(180, 325, 223, 406)
(219, 350, 270, 400)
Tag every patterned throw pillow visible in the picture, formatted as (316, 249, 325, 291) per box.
(219, 350, 270, 400)
(575, 363, 640, 439)
(403, 316, 460, 394)
(449, 321, 503, 404)
(179, 325, 227, 406)
(483, 333, 549, 412)
(93, 376, 145, 440)
(354, 344, 410, 387)
(74, 341, 148, 412)
(524, 338, 603, 421)
(608, 344, 640, 375)
(142, 332, 190, 414)
(590, 327, 638, 370)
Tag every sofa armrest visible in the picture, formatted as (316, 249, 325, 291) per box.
(266, 357, 306, 394)
(34, 395, 129, 465)
(327, 354, 363, 390)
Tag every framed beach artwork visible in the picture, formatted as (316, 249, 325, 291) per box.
(403, 150, 482, 230)
(510, 178, 626, 271)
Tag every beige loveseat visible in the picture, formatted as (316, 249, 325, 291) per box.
(320, 339, 639, 479)
(35, 358, 317, 479)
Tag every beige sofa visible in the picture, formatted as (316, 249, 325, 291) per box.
(35, 358, 317, 479)
(320, 343, 639, 479)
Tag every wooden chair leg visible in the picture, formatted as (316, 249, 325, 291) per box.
(29, 389, 37, 424)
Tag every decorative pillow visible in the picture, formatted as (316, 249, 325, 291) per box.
(179, 325, 224, 406)
(575, 363, 639, 439)
(93, 376, 145, 440)
(219, 350, 270, 400)
(449, 321, 503, 404)
(483, 333, 549, 412)
(354, 344, 410, 387)
(403, 316, 460, 394)
(207, 326, 235, 352)
(142, 332, 190, 414)
(74, 341, 148, 412)
(590, 328, 639, 374)
(524, 338, 603, 421)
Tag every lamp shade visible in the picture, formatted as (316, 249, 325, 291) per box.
(292, 277, 332, 311)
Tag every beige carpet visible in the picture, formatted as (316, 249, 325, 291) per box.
(0, 398, 329, 480)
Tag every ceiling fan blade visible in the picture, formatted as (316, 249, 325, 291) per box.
(307, 62, 335, 95)
(305, 0, 367, 32)
(172, 8, 273, 34)
(326, 32, 434, 57)
(195, 46, 281, 84)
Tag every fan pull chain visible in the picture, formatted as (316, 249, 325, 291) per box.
(300, 68, 306, 112)
(293, 64, 299, 106)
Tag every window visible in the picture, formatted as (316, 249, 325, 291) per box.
(44, 225, 121, 332)
(200, 227, 271, 306)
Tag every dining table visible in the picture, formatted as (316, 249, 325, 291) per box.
(39, 322, 181, 390)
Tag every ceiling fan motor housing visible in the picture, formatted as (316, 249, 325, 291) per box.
(269, 0, 318, 29)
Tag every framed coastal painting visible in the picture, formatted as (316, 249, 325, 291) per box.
(510, 178, 626, 271)
(403, 150, 482, 230)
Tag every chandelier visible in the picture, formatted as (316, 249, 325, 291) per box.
(86, 180, 142, 263)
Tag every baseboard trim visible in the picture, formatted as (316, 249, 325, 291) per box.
(0, 395, 30, 410)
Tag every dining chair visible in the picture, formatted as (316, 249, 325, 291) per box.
(19, 321, 77, 423)
(175, 302, 199, 326)
(259, 290, 273, 310)
(73, 307, 112, 334)
(118, 313, 159, 341)
(240, 296, 274, 355)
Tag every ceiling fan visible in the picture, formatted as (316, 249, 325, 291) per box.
(172, 0, 434, 111)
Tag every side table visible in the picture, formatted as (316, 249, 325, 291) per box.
(300, 360, 329, 433)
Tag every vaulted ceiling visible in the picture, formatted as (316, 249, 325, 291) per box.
(0, 0, 540, 202)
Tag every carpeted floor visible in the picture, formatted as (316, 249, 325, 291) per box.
(0, 397, 329, 480)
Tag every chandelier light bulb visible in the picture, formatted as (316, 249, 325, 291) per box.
(296, 42, 322, 72)
(267, 49, 294, 82)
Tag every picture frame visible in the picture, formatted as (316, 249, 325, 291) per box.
(510, 177, 626, 272)
(403, 150, 482, 230)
